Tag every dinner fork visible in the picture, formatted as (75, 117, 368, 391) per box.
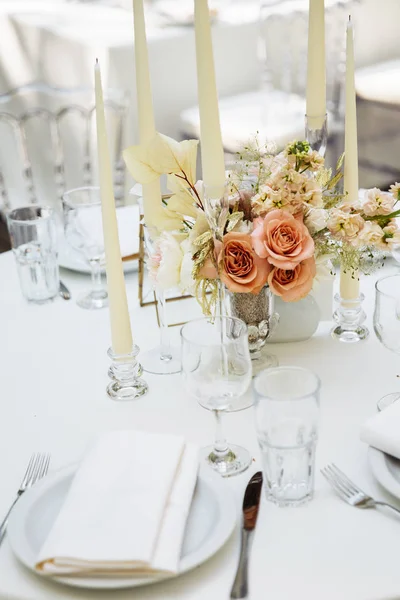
(0, 453, 50, 546)
(321, 463, 400, 516)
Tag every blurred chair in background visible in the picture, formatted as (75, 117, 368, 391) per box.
(0, 83, 129, 215)
(356, 60, 400, 189)
(180, 0, 359, 171)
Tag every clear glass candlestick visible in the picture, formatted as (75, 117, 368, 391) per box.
(140, 287, 181, 375)
(331, 293, 369, 343)
(107, 345, 148, 401)
(305, 113, 328, 157)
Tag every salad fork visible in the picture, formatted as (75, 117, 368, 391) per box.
(321, 463, 400, 516)
(0, 453, 50, 545)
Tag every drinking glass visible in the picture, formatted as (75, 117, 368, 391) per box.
(141, 225, 181, 375)
(8, 206, 59, 303)
(181, 317, 252, 477)
(374, 274, 400, 410)
(254, 366, 321, 506)
(62, 187, 108, 310)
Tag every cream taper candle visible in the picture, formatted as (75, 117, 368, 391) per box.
(306, 0, 326, 128)
(340, 17, 359, 300)
(95, 61, 133, 355)
(194, 0, 226, 196)
(132, 0, 165, 229)
(343, 16, 358, 205)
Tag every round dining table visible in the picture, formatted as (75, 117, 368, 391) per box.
(1, 249, 400, 600)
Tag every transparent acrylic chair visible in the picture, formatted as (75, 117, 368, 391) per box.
(0, 82, 129, 214)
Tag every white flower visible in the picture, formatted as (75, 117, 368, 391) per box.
(355, 220, 385, 248)
(312, 257, 334, 289)
(327, 208, 365, 240)
(363, 188, 394, 216)
(305, 208, 328, 234)
(149, 232, 185, 290)
(302, 179, 323, 208)
(383, 222, 400, 250)
(389, 182, 400, 202)
(179, 251, 195, 294)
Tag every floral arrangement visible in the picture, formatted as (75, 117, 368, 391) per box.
(124, 134, 400, 315)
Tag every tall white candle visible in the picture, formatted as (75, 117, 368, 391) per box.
(132, 0, 165, 229)
(194, 0, 226, 197)
(340, 17, 359, 300)
(306, 0, 326, 129)
(343, 17, 358, 205)
(95, 61, 133, 355)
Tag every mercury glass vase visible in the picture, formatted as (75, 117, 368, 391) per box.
(226, 286, 279, 375)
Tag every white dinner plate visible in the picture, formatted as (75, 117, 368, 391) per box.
(58, 204, 140, 275)
(368, 446, 400, 499)
(58, 245, 138, 275)
(8, 465, 237, 590)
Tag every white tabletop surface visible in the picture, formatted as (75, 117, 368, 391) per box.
(1, 250, 400, 600)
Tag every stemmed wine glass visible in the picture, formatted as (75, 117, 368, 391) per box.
(374, 273, 400, 410)
(181, 316, 252, 477)
(62, 186, 108, 310)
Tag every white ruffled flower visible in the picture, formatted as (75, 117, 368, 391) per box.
(179, 238, 195, 294)
(149, 232, 185, 290)
(383, 222, 400, 250)
(327, 208, 365, 240)
(355, 220, 385, 248)
(363, 188, 394, 216)
(305, 208, 328, 234)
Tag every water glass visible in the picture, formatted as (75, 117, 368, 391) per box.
(374, 274, 400, 409)
(181, 317, 252, 477)
(254, 366, 320, 506)
(8, 206, 59, 303)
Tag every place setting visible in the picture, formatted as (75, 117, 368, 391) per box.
(3, 0, 400, 599)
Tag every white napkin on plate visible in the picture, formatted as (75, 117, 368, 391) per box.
(360, 400, 400, 459)
(35, 431, 198, 576)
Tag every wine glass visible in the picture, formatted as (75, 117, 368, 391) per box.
(374, 274, 400, 410)
(140, 225, 181, 375)
(62, 186, 108, 310)
(181, 316, 252, 477)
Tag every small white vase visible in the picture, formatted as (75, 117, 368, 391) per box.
(266, 294, 321, 343)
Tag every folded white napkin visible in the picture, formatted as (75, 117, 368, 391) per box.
(76, 204, 139, 258)
(360, 400, 400, 459)
(35, 431, 198, 577)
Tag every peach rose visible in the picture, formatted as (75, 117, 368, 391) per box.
(251, 209, 314, 269)
(201, 233, 270, 294)
(268, 257, 316, 302)
(219, 232, 271, 294)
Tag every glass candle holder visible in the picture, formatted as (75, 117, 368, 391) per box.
(107, 345, 148, 401)
(331, 293, 369, 343)
(305, 113, 328, 157)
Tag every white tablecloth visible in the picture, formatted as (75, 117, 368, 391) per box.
(1, 250, 400, 600)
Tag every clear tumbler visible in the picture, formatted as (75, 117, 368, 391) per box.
(8, 206, 59, 303)
(254, 366, 320, 506)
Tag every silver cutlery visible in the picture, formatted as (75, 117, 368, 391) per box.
(231, 471, 263, 599)
(321, 463, 400, 516)
(59, 280, 71, 300)
(0, 453, 50, 546)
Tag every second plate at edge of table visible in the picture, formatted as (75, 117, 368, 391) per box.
(368, 446, 400, 500)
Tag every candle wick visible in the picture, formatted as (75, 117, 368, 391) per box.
(95, 57, 99, 64)
(348, 14, 351, 21)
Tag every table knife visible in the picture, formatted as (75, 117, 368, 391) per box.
(59, 280, 71, 300)
(230, 471, 263, 599)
